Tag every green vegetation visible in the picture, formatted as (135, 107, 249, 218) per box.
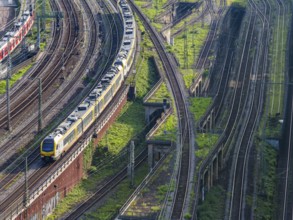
(263, 115, 282, 139)
(0, 63, 33, 94)
(197, 186, 225, 220)
(152, 114, 177, 141)
(147, 82, 171, 103)
(195, 133, 219, 160)
(98, 102, 145, 155)
(83, 164, 149, 219)
(26, 0, 52, 50)
(133, 0, 211, 88)
(226, 0, 247, 7)
(135, 56, 159, 98)
(132, 18, 160, 98)
(255, 140, 278, 219)
(172, 24, 210, 88)
(155, 184, 169, 202)
(268, 14, 288, 118)
(172, 24, 210, 67)
(190, 97, 212, 121)
(134, 0, 169, 30)
(83, 141, 94, 170)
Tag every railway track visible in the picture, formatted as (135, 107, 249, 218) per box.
(192, 0, 225, 82)
(0, 0, 106, 172)
(225, 0, 270, 218)
(0, 0, 121, 189)
(277, 3, 293, 219)
(0, 0, 123, 215)
(0, 0, 81, 189)
(279, 91, 293, 220)
(128, 0, 191, 219)
(190, 1, 268, 218)
(190, 5, 247, 217)
(0, 0, 79, 129)
(0, 0, 80, 185)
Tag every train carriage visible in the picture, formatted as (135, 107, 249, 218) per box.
(0, 9, 34, 63)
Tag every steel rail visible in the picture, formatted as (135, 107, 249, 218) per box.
(0, 0, 121, 189)
(0, 0, 121, 212)
(127, 1, 191, 219)
(227, 0, 270, 217)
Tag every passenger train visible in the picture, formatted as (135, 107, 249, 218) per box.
(40, 0, 136, 160)
(0, 6, 34, 62)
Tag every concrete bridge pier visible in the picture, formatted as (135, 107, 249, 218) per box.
(147, 140, 172, 171)
(143, 102, 170, 124)
(199, 148, 224, 201)
(189, 75, 203, 97)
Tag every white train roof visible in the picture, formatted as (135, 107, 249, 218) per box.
(45, 0, 136, 140)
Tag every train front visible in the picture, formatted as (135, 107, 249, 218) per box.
(40, 137, 56, 161)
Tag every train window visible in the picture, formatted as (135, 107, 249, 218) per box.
(83, 111, 93, 127)
(104, 90, 112, 103)
(42, 139, 54, 152)
(126, 30, 133, 35)
(63, 130, 75, 146)
(78, 104, 88, 111)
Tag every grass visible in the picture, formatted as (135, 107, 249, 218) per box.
(195, 133, 219, 160)
(26, 0, 52, 50)
(254, 140, 278, 220)
(134, 0, 169, 30)
(147, 82, 171, 103)
(131, 17, 160, 98)
(171, 24, 210, 87)
(181, 69, 198, 89)
(0, 63, 33, 94)
(98, 102, 145, 155)
(197, 186, 225, 220)
(226, 0, 247, 6)
(189, 97, 212, 121)
(263, 115, 282, 139)
(268, 14, 288, 117)
(152, 114, 177, 141)
(135, 56, 159, 99)
(134, 0, 211, 88)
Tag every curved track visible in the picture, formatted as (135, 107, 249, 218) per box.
(0, 0, 123, 216)
(225, 0, 270, 218)
(128, 0, 192, 219)
(0, 0, 79, 129)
